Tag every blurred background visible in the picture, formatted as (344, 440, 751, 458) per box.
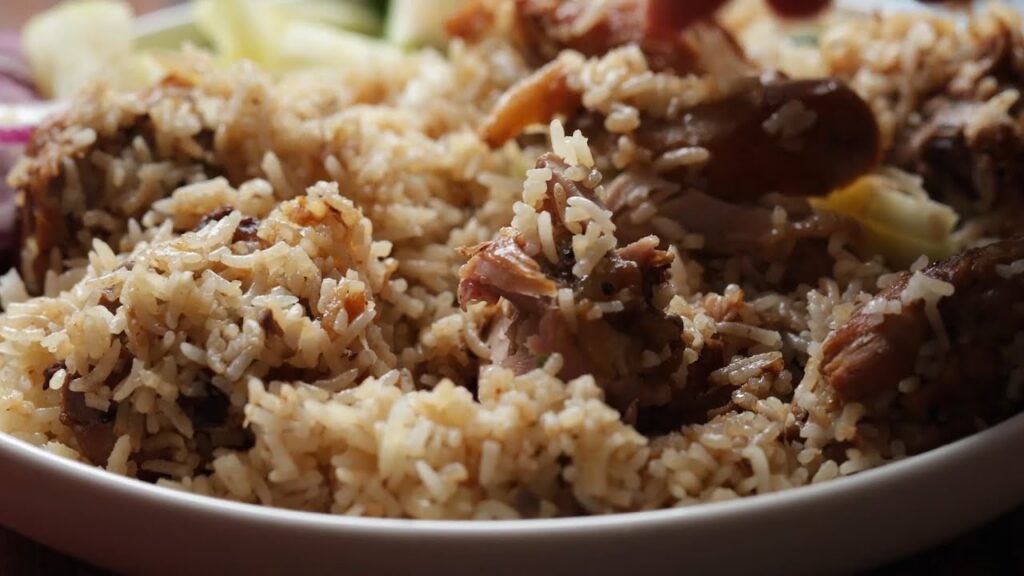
(1, 0, 178, 31)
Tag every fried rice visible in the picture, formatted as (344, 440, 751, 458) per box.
(0, 0, 1022, 519)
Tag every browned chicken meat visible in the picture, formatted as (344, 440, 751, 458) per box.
(459, 153, 689, 421)
(821, 236, 1024, 451)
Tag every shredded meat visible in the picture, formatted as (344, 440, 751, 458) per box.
(459, 153, 686, 420)
(821, 237, 1024, 449)
(458, 231, 558, 312)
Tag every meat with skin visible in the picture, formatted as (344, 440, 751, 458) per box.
(821, 236, 1024, 447)
(458, 230, 558, 312)
(479, 60, 582, 149)
(459, 153, 687, 419)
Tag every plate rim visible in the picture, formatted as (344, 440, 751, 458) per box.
(1, 409, 1022, 534)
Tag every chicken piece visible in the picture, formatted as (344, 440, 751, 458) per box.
(11, 79, 218, 293)
(631, 76, 881, 201)
(459, 153, 687, 418)
(888, 24, 1024, 213)
(891, 97, 1024, 214)
(821, 237, 1024, 445)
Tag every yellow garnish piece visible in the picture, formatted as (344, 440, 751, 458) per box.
(812, 173, 959, 268)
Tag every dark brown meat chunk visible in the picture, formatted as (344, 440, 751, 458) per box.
(451, 0, 837, 50)
(56, 346, 132, 465)
(634, 290, 786, 435)
(42, 362, 66, 390)
(633, 76, 881, 201)
(178, 383, 230, 430)
(471, 1, 747, 148)
(821, 237, 1024, 444)
(820, 291, 930, 405)
(233, 217, 261, 243)
(645, 0, 830, 31)
(60, 386, 117, 466)
(483, 74, 879, 208)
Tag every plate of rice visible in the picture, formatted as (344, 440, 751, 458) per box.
(0, 0, 1023, 573)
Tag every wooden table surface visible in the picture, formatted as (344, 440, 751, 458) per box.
(1, 503, 1022, 575)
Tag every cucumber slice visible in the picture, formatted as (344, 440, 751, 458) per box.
(23, 0, 134, 98)
(386, 0, 468, 48)
(278, 20, 404, 70)
(278, 1, 383, 36)
(194, 0, 282, 67)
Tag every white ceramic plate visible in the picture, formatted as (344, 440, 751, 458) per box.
(3, 2, 1023, 574)
(0, 413, 1022, 575)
